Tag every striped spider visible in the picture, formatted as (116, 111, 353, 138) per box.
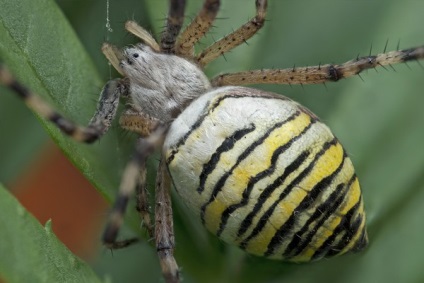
(1, 1, 423, 283)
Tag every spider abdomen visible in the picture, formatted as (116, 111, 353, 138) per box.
(164, 86, 367, 261)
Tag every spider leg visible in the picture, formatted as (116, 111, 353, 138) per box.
(161, 0, 187, 54)
(197, 0, 267, 67)
(175, 0, 220, 58)
(211, 46, 424, 86)
(125, 21, 161, 52)
(102, 43, 125, 75)
(135, 165, 154, 239)
(102, 125, 168, 249)
(155, 155, 179, 283)
(119, 108, 161, 137)
(0, 64, 126, 143)
(120, 108, 163, 238)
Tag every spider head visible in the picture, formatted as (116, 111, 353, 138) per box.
(119, 44, 212, 122)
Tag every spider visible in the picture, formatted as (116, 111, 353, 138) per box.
(1, 1, 424, 283)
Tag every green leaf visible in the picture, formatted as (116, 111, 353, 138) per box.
(1, 0, 424, 283)
(0, 0, 133, 200)
(0, 184, 102, 283)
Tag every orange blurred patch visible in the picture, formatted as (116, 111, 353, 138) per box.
(12, 141, 108, 260)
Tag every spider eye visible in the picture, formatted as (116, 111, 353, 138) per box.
(133, 53, 139, 58)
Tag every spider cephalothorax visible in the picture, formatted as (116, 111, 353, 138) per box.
(1, 1, 424, 283)
(120, 44, 211, 122)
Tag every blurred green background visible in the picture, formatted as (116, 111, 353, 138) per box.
(1, 0, 424, 282)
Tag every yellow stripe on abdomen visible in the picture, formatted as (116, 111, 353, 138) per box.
(243, 141, 346, 257)
(203, 112, 312, 234)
